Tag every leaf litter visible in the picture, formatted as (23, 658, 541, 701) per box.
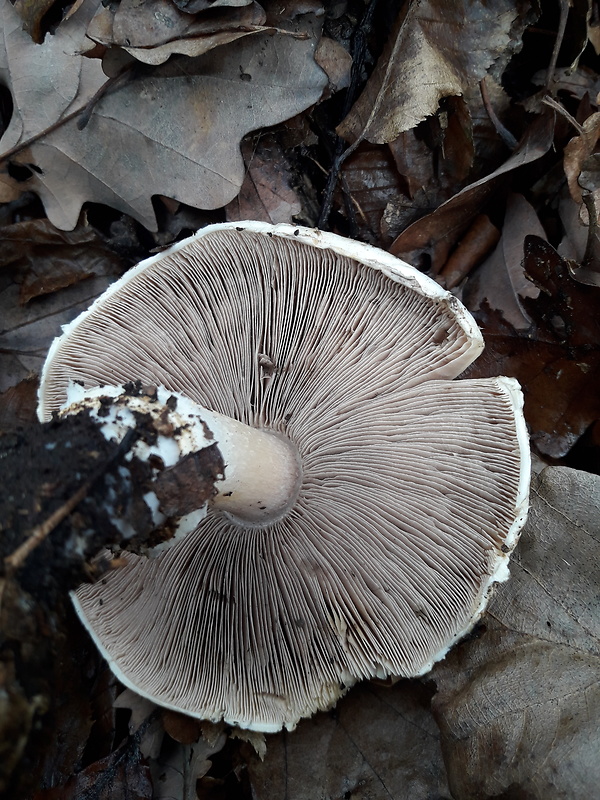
(0, 0, 327, 230)
(1, 0, 600, 797)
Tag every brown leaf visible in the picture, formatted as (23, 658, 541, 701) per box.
(0, 269, 119, 393)
(465, 237, 600, 457)
(225, 136, 302, 225)
(0, 375, 39, 430)
(0, 218, 125, 304)
(12, 0, 56, 42)
(390, 111, 556, 271)
(439, 213, 500, 289)
(34, 740, 153, 800)
(337, 140, 405, 244)
(314, 35, 352, 94)
(0, 0, 327, 230)
(464, 193, 542, 330)
(245, 681, 451, 800)
(431, 466, 600, 800)
(162, 710, 202, 745)
(337, 0, 536, 145)
(564, 111, 600, 204)
(87, 0, 269, 66)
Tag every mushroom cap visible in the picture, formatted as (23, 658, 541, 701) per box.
(38, 222, 530, 732)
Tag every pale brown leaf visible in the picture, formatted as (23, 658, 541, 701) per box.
(225, 135, 302, 225)
(86, 0, 269, 66)
(564, 111, 600, 204)
(0, 0, 327, 230)
(390, 111, 556, 270)
(337, 0, 535, 145)
(245, 682, 451, 800)
(150, 735, 227, 800)
(465, 193, 542, 330)
(432, 467, 600, 800)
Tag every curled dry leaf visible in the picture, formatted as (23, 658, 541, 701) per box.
(173, 0, 253, 13)
(431, 466, 600, 800)
(465, 236, 600, 458)
(390, 111, 556, 271)
(464, 193, 541, 331)
(225, 136, 302, 225)
(0, 218, 125, 304)
(563, 110, 600, 204)
(86, 0, 269, 66)
(337, 0, 535, 145)
(0, 0, 327, 230)
(245, 681, 451, 800)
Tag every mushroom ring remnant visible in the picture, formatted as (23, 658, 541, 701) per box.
(38, 221, 530, 733)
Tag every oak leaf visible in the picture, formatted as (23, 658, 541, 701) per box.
(432, 467, 600, 799)
(0, 0, 327, 230)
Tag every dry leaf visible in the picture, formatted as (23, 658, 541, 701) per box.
(0, 0, 105, 154)
(465, 193, 542, 330)
(564, 111, 600, 204)
(0, 268, 118, 392)
(150, 735, 227, 800)
(314, 35, 352, 94)
(13, 0, 57, 42)
(0, 218, 125, 304)
(390, 111, 556, 271)
(337, 0, 535, 145)
(465, 236, 600, 458)
(558, 190, 600, 275)
(432, 466, 600, 800)
(225, 135, 302, 225)
(174, 0, 253, 13)
(33, 740, 153, 800)
(0, 375, 39, 430)
(384, 95, 475, 240)
(337, 140, 405, 243)
(245, 681, 451, 800)
(86, 0, 269, 66)
(439, 214, 501, 288)
(0, 0, 327, 230)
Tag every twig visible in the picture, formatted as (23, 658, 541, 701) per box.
(4, 428, 138, 573)
(545, 0, 569, 91)
(480, 77, 517, 149)
(541, 95, 584, 133)
(317, 0, 382, 229)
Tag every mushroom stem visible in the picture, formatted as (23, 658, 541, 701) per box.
(62, 384, 302, 527)
(200, 411, 302, 524)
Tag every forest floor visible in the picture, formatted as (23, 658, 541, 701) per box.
(1, 1, 599, 798)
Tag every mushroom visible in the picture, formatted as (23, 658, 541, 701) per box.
(38, 221, 530, 733)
